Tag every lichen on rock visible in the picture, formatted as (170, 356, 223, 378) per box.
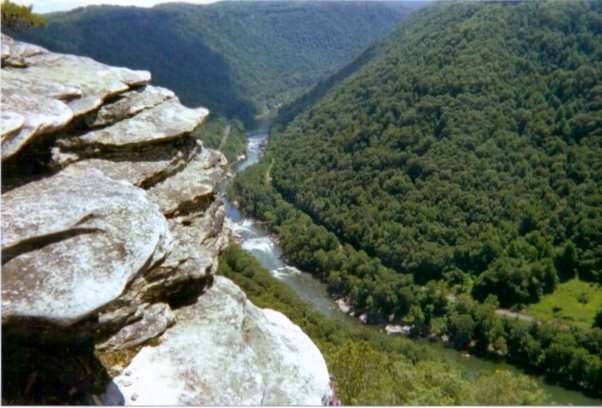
(1, 166, 172, 327)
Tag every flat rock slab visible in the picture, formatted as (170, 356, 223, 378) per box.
(146, 147, 225, 216)
(1, 36, 150, 161)
(1, 61, 150, 163)
(1, 167, 172, 326)
(1, 33, 47, 67)
(61, 100, 208, 150)
(114, 276, 329, 405)
(93, 200, 226, 351)
(1, 110, 26, 139)
(86, 85, 175, 128)
(143, 199, 226, 300)
(12, 52, 151, 114)
(97, 303, 175, 351)
(62, 138, 201, 188)
(1, 78, 75, 160)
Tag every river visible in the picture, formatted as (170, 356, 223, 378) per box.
(220, 130, 601, 405)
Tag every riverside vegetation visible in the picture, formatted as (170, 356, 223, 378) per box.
(219, 243, 549, 405)
(229, 0, 602, 398)
(192, 116, 247, 163)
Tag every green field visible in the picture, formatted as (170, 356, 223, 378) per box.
(527, 279, 602, 326)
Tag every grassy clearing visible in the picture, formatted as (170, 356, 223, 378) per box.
(527, 279, 602, 326)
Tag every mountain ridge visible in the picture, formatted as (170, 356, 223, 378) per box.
(11, 1, 423, 126)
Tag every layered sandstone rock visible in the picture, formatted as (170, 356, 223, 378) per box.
(1, 34, 329, 405)
(1, 34, 150, 161)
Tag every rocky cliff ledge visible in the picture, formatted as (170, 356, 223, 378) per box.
(1, 34, 329, 405)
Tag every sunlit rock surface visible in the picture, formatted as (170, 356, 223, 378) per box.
(1, 167, 171, 327)
(0, 33, 150, 161)
(114, 276, 330, 406)
(85, 85, 175, 128)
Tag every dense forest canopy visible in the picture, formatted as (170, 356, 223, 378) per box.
(11, 1, 421, 126)
(268, 0, 602, 306)
(230, 0, 602, 396)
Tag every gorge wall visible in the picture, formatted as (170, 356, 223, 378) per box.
(1, 34, 329, 405)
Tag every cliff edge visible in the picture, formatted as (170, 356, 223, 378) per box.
(1, 34, 329, 405)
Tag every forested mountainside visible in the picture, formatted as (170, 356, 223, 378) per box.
(230, 0, 602, 396)
(270, 0, 601, 302)
(11, 1, 420, 125)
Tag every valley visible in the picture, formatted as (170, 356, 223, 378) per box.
(2, 0, 601, 405)
(12, 1, 421, 126)
(223, 127, 601, 405)
(227, 0, 602, 402)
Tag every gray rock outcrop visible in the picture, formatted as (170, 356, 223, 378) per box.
(1, 167, 172, 327)
(1, 35, 329, 405)
(1, 34, 150, 161)
(114, 277, 330, 406)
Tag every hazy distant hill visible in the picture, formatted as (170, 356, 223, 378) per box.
(12, 1, 421, 125)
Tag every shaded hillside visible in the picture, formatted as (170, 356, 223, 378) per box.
(12, 1, 421, 125)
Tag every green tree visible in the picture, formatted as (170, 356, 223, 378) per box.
(327, 341, 393, 405)
(474, 370, 548, 405)
(555, 241, 579, 280)
(1, 0, 44, 31)
(448, 313, 475, 350)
